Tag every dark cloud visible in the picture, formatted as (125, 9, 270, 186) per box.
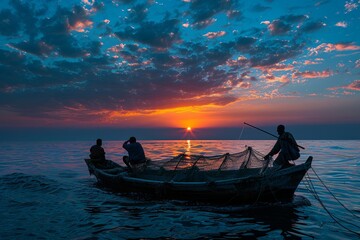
(249, 40, 305, 67)
(10, 0, 40, 40)
(0, 9, 20, 36)
(36, 5, 95, 57)
(40, 35, 84, 58)
(300, 21, 325, 33)
(234, 37, 257, 52)
(315, 0, 331, 7)
(126, 3, 149, 23)
(10, 40, 53, 57)
(252, 4, 271, 12)
(92, 1, 105, 12)
(2, 3, 97, 58)
(0, 50, 27, 90)
(67, 5, 90, 28)
(266, 14, 309, 36)
(113, 0, 137, 4)
(0, 49, 83, 92)
(280, 14, 308, 23)
(87, 41, 102, 56)
(188, 0, 238, 29)
(0, 49, 25, 66)
(115, 19, 181, 48)
(268, 19, 292, 35)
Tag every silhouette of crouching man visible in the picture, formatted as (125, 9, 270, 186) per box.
(122, 136, 146, 169)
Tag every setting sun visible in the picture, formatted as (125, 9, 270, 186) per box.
(187, 127, 192, 131)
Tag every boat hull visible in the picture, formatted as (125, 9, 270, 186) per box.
(85, 157, 312, 204)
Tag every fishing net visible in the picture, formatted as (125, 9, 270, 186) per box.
(142, 147, 271, 181)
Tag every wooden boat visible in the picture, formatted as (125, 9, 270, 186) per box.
(85, 147, 312, 204)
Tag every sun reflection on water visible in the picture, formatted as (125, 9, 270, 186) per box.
(186, 139, 191, 154)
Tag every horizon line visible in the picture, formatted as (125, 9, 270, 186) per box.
(1, 123, 360, 141)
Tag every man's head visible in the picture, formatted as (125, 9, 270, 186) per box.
(129, 136, 136, 143)
(277, 125, 285, 135)
(96, 138, 102, 146)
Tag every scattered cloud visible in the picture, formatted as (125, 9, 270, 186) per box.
(68, 19, 93, 32)
(309, 42, 360, 55)
(304, 60, 320, 65)
(182, 23, 190, 28)
(255, 63, 294, 73)
(203, 31, 226, 39)
(356, 59, 360, 68)
(261, 74, 290, 83)
(345, 0, 359, 13)
(335, 21, 348, 28)
(292, 70, 333, 79)
(345, 80, 360, 91)
(329, 80, 360, 91)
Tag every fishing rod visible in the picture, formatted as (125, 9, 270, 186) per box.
(244, 122, 305, 150)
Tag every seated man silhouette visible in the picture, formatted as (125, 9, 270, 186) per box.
(122, 136, 146, 169)
(89, 138, 106, 163)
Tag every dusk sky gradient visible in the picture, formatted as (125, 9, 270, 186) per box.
(0, 0, 359, 139)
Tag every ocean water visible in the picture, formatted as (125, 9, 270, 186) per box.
(0, 140, 359, 239)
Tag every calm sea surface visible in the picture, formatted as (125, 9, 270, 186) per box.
(0, 140, 359, 239)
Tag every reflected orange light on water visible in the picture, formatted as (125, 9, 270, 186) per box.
(186, 139, 191, 153)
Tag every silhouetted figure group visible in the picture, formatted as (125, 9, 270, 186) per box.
(89, 124, 299, 170)
(89, 137, 146, 170)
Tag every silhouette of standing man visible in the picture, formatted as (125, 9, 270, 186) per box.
(264, 125, 300, 168)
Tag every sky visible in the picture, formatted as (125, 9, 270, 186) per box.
(0, 0, 359, 140)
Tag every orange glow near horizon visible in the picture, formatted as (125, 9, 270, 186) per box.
(6, 96, 355, 129)
(187, 126, 192, 131)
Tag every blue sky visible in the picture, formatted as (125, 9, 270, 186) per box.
(0, 0, 359, 139)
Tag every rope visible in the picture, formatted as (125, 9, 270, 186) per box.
(238, 125, 245, 140)
(311, 167, 360, 218)
(304, 172, 360, 230)
(305, 172, 360, 230)
(304, 168, 360, 236)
